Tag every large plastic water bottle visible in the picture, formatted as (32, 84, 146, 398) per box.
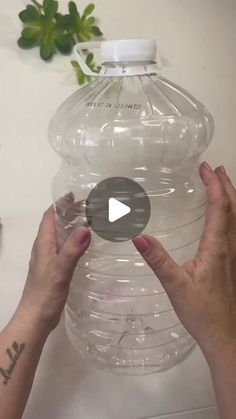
(49, 39, 214, 374)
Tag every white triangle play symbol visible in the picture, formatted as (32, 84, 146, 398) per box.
(108, 198, 131, 223)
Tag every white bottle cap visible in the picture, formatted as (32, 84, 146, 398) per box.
(101, 39, 157, 63)
(73, 39, 162, 77)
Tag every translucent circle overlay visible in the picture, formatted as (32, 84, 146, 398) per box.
(86, 177, 151, 242)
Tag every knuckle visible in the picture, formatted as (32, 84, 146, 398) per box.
(47, 263, 65, 285)
(148, 250, 168, 273)
(218, 196, 231, 213)
(52, 272, 64, 286)
(61, 240, 83, 262)
(207, 236, 229, 259)
(55, 263, 73, 283)
(216, 239, 229, 257)
(58, 248, 79, 271)
(61, 246, 76, 262)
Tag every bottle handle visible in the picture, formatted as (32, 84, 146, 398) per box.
(73, 42, 103, 77)
(73, 42, 169, 77)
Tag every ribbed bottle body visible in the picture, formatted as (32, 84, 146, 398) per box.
(49, 71, 214, 374)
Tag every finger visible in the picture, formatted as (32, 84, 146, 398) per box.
(214, 166, 236, 209)
(215, 166, 236, 252)
(133, 235, 183, 293)
(198, 162, 230, 253)
(36, 206, 57, 254)
(57, 227, 91, 278)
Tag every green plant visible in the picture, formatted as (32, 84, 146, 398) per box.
(18, 0, 103, 84)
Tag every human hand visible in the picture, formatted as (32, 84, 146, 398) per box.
(133, 162, 236, 362)
(15, 207, 91, 336)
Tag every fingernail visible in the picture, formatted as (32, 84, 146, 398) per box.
(220, 165, 226, 174)
(133, 236, 150, 254)
(75, 227, 90, 246)
(203, 161, 212, 172)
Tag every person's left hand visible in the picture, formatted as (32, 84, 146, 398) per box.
(14, 206, 91, 336)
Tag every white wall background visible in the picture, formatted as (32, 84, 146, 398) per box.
(0, 0, 235, 418)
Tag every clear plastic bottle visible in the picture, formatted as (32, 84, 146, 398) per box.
(49, 39, 214, 374)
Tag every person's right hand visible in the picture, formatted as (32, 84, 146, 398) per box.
(133, 162, 236, 362)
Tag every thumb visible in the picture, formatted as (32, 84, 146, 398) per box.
(58, 227, 91, 277)
(133, 235, 182, 293)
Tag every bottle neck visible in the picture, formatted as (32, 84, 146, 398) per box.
(100, 60, 158, 77)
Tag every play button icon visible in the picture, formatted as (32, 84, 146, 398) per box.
(86, 177, 151, 242)
(109, 198, 131, 223)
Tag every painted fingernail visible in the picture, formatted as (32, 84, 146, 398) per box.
(75, 227, 90, 246)
(220, 165, 226, 174)
(203, 161, 212, 172)
(133, 236, 150, 254)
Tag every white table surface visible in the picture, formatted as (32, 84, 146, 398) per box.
(1, 0, 235, 417)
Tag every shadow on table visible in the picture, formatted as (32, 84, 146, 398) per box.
(138, 405, 219, 419)
(23, 316, 88, 419)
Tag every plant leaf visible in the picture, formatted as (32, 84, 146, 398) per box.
(71, 59, 80, 69)
(78, 74, 86, 85)
(86, 16, 95, 25)
(19, 10, 30, 23)
(71, 59, 86, 85)
(68, 1, 80, 19)
(84, 3, 95, 16)
(55, 34, 73, 54)
(80, 32, 91, 41)
(91, 26, 103, 36)
(43, 0, 58, 20)
(40, 36, 54, 60)
(18, 36, 37, 49)
(43, 0, 53, 13)
(26, 5, 40, 20)
(22, 27, 41, 41)
(19, 5, 40, 23)
(86, 52, 93, 65)
(55, 14, 72, 29)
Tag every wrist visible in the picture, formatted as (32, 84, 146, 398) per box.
(201, 339, 236, 373)
(12, 306, 52, 343)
